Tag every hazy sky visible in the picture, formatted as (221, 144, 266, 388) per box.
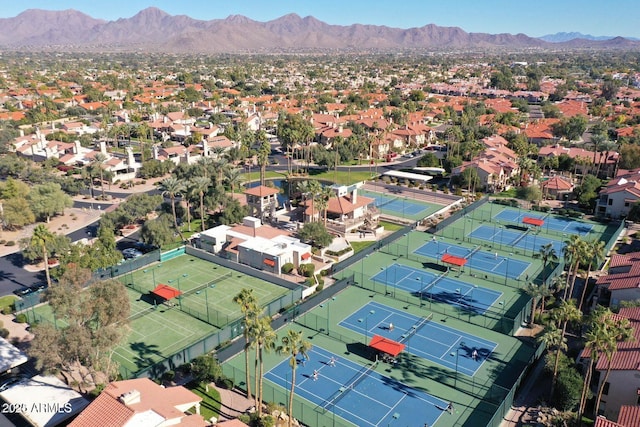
(3, 0, 639, 38)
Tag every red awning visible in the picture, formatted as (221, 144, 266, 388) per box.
(523, 217, 544, 227)
(301, 253, 311, 260)
(369, 335, 405, 357)
(151, 284, 182, 300)
(264, 258, 276, 267)
(441, 253, 467, 267)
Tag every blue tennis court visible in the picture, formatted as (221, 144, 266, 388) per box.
(340, 301, 497, 376)
(494, 208, 593, 235)
(264, 345, 448, 427)
(366, 192, 429, 216)
(372, 263, 503, 313)
(469, 224, 564, 255)
(414, 239, 531, 280)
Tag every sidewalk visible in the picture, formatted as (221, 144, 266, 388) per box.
(501, 355, 549, 427)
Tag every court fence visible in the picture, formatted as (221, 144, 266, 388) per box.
(432, 196, 490, 232)
(222, 364, 355, 427)
(349, 269, 531, 336)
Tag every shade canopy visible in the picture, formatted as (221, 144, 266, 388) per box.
(369, 335, 405, 357)
(151, 284, 182, 300)
(441, 253, 467, 267)
(523, 217, 544, 227)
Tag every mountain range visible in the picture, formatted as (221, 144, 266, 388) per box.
(540, 32, 640, 42)
(0, 8, 638, 53)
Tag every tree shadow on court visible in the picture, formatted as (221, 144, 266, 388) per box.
(130, 342, 163, 370)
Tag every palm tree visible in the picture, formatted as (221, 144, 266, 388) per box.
(538, 325, 567, 399)
(578, 320, 608, 421)
(549, 300, 582, 398)
(251, 315, 277, 413)
(224, 167, 244, 195)
(317, 186, 334, 226)
(277, 330, 312, 427)
(138, 122, 152, 163)
(159, 177, 186, 239)
(539, 243, 558, 285)
(233, 289, 259, 401)
(257, 141, 270, 186)
(307, 180, 323, 223)
(185, 180, 200, 232)
(593, 314, 634, 417)
(29, 225, 55, 288)
(562, 235, 585, 300)
(525, 283, 552, 326)
(93, 152, 108, 200)
(578, 240, 605, 311)
(191, 176, 210, 232)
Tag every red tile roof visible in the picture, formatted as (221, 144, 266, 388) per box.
(616, 405, 640, 427)
(244, 185, 279, 197)
(597, 252, 640, 290)
(595, 416, 625, 427)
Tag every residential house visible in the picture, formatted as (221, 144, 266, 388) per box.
(579, 308, 640, 420)
(316, 184, 379, 236)
(69, 377, 205, 427)
(595, 170, 640, 219)
(522, 119, 560, 146)
(595, 251, 640, 307)
(594, 405, 640, 427)
(538, 145, 619, 179)
(244, 185, 280, 223)
(196, 217, 312, 274)
(541, 176, 574, 200)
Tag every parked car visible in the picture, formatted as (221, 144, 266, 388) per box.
(122, 248, 143, 259)
(13, 287, 34, 297)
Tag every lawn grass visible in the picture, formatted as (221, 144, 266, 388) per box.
(349, 240, 375, 254)
(186, 381, 221, 421)
(0, 295, 17, 313)
(379, 220, 404, 231)
(494, 188, 517, 198)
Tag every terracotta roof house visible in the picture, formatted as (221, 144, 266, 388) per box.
(320, 184, 379, 236)
(578, 308, 640, 420)
(541, 176, 574, 200)
(594, 405, 640, 427)
(69, 377, 205, 427)
(595, 171, 640, 219)
(596, 252, 640, 307)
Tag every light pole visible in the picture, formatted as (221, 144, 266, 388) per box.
(143, 264, 162, 289)
(381, 267, 388, 296)
(415, 277, 424, 307)
(358, 309, 376, 343)
(319, 297, 336, 334)
(449, 341, 466, 388)
(504, 257, 510, 285)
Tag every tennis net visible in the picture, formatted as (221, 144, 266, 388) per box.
(377, 196, 399, 209)
(182, 271, 232, 298)
(465, 245, 482, 259)
(399, 313, 433, 344)
(128, 306, 157, 321)
(420, 271, 448, 294)
(511, 229, 530, 246)
(321, 361, 378, 413)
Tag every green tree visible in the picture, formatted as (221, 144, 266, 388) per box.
(27, 182, 73, 223)
(539, 243, 558, 286)
(525, 283, 552, 326)
(233, 289, 259, 401)
(277, 330, 312, 427)
(159, 177, 186, 240)
(139, 214, 174, 248)
(22, 224, 55, 288)
(573, 175, 601, 209)
(554, 366, 583, 412)
(539, 325, 567, 399)
(250, 315, 277, 413)
(191, 176, 210, 232)
(1, 197, 35, 229)
(549, 300, 582, 398)
(298, 222, 333, 248)
(93, 152, 108, 201)
(191, 354, 223, 391)
(578, 240, 605, 311)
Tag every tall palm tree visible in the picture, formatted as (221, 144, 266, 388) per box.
(578, 320, 608, 421)
(525, 282, 552, 326)
(29, 225, 55, 288)
(185, 180, 200, 232)
(257, 141, 270, 186)
(578, 240, 605, 311)
(317, 186, 334, 226)
(159, 177, 186, 239)
(277, 330, 312, 427)
(562, 235, 585, 300)
(307, 180, 323, 223)
(138, 122, 152, 163)
(538, 325, 567, 399)
(539, 243, 558, 285)
(233, 289, 258, 400)
(593, 314, 634, 417)
(549, 300, 582, 398)
(250, 315, 277, 413)
(224, 167, 244, 195)
(93, 152, 108, 200)
(191, 176, 210, 232)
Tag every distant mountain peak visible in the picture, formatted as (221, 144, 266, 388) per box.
(0, 8, 638, 53)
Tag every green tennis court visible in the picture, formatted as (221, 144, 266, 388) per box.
(122, 255, 290, 326)
(359, 189, 441, 221)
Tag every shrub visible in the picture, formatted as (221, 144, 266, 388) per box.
(0, 328, 8, 339)
(0, 240, 5, 245)
(2, 306, 13, 315)
(217, 377, 234, 389)
(162, 370, 175, 382)
(5, 241, 15, 246)
(298, 263, 315, 277)
(281, 263, 294, 274)
(15, 313, 27, 323)
(316, 282, 324, 292)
